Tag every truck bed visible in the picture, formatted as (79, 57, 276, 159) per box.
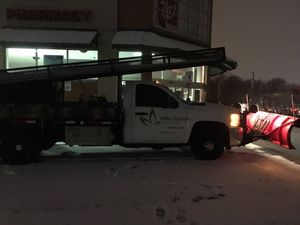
(0, 102, 118, 122)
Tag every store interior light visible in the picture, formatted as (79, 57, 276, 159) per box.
(8, 48, 35, 57)
(132, 52, 142, 57)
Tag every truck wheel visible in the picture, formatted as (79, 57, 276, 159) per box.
(191, 133, 225, 160)
(0, 133, 41, 165)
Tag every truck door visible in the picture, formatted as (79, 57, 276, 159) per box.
(129, 83, 187, 144)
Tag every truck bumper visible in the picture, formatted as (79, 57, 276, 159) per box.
(229, 127, 243, 147)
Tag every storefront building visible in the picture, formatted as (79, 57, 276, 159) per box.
(0, 0, 232, 102)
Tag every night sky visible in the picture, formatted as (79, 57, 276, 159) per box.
(212, 0, 300, 84)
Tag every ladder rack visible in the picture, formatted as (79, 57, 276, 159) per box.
(0, 47, 227, 85)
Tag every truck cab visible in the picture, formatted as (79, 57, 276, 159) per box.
(122, 81, 242, 159)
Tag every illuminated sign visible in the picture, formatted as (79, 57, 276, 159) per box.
(6, 8, 91, 22)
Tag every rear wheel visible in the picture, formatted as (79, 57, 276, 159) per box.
(0, 132, 42, 165)
(191, 133, 225, 160)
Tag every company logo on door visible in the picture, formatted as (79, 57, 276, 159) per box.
(139, 108, 190, 127)
(139, 108, 160, 127)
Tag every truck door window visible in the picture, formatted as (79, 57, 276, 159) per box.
(136, 84, 178, 108)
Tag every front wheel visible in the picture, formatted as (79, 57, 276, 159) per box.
(190, 133, 225, 160)
(0, 132, 42, 165)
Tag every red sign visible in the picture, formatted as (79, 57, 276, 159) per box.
(157, 0, 178, 28)
(6, 8, 91, 22)
(246, 111, 299, 149)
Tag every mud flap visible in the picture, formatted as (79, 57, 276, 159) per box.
(242, 111, 300, 149)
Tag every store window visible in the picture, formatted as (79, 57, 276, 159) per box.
(37, 49, 67, 65)
(119, 51, 142, 81)
(6, 48, 37, 68)
(118, 50, 206, 102)
(153, 66, 207, 102)
(68, 50, 98, 63)
(6, 48, 98, 68)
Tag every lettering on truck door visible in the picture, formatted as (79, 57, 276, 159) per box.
(130, 84, 187, 144)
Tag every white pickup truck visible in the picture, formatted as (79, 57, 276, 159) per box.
(122, 81, 242, 157)
(0, 80, 242, 164)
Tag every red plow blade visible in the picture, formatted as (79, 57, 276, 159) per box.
(246, 111, 300, 149)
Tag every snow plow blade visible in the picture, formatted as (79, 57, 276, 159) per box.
(244, 111, 300, 149)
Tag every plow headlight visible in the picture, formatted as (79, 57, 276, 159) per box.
(230, 113, 240, 127)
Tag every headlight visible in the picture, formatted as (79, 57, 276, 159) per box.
(230, 113, 240, 127)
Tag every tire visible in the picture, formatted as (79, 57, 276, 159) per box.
(0, 132, 42, 165)
(191, 133, 225, 160)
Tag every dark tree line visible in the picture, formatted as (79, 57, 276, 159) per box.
(206, 74, 300, 107)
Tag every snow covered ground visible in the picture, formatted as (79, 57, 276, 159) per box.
(1, 138, 300, 225)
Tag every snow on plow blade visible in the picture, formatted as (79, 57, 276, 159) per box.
(246, 111, 300, 149)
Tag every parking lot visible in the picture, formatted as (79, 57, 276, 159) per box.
(1, 128, 300, 225)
